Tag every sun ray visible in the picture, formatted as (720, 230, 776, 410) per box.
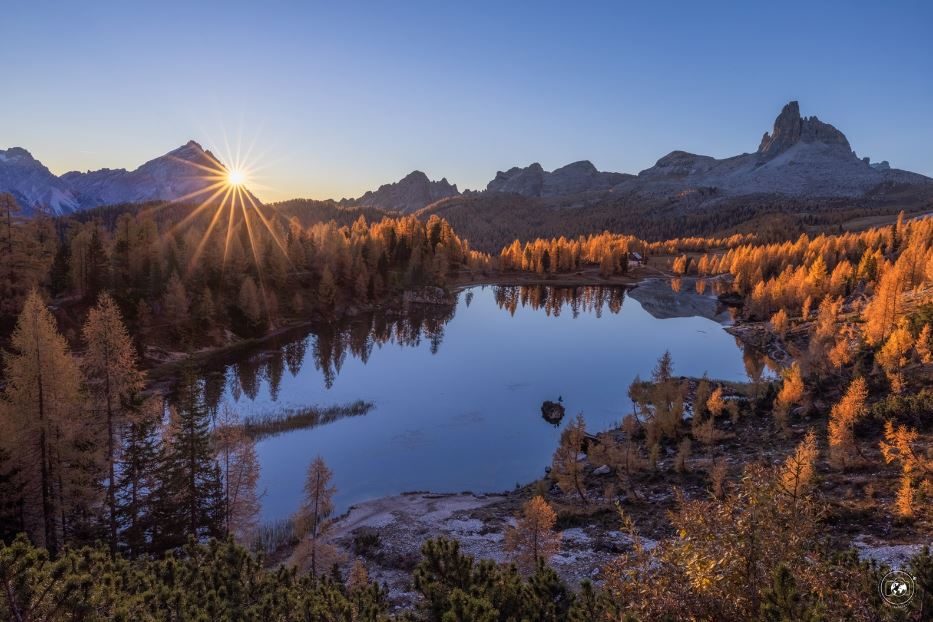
(163, 182, 231, 237)
(185, 185, 236, 276)
(242, 187, 291, 263)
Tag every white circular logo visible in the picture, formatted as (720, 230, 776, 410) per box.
(879, 570, 915, 607)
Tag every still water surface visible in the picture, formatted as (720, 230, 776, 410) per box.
(202, 283, 766, 521)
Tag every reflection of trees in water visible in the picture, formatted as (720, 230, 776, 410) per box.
(219, 302, 458, 395)
(493, 285, 625, 318)
(309, 306, 455, 387)
(737, 337, 780, 381)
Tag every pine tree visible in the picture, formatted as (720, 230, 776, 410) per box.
(116, 398, 162, 556)
(82, 292, 144, 554)
(152, 373, 223, 552)
(504, 496, 561, 573)
(0, 446, 24, 542)
(759, 565, 823, 622)
(0, 290, 84, 555)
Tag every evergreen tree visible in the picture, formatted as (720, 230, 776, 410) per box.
(152, 373, 223, 552)
(116, 400, 162, 557)
(758, 565, 824, 622)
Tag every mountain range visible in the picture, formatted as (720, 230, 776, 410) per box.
(0, 141, 231, 215)
(2, 101, 931, 220)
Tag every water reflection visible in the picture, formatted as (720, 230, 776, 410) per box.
(493, 285, 625, 318)
(175, 284, 776, 520)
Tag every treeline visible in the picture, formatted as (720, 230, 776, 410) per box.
(420, 187, 922, 252)
(0, 291, 261, 558)
(497, 230, 758, 277)
(0, 192, 491, 348)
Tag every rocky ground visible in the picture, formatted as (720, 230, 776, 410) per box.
(320, 491, 651, 609)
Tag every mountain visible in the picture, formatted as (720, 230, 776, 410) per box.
(0, 147, 81, 214)
(487, 160, 632, 197)
(618, 101, 929, 199)
(0, 141, 239, 215)
(421, 101, 933, 251)
(341, 170, 459, 213)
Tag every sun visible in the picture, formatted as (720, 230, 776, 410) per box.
(227, 169, 246, 187)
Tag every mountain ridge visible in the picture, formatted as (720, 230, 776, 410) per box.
(0, 141, 237, 215)
(2, 101, 930, 218)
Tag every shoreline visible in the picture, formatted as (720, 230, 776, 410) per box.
(142, 269, 659, 393)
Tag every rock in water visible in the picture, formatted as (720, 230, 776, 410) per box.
(541, 400, 566, 425)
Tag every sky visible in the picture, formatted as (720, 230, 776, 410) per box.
(4, 1, 933, 202)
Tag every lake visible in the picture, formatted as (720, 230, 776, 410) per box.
(198, 281, 769, 521)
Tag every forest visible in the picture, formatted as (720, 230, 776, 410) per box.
(1, 191, 931, 620)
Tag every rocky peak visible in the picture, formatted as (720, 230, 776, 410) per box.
(488, 161, 630, 197)
(349, 170, 460, 213)
(758, 101, 851, 157)
(0, 147, 39, 164)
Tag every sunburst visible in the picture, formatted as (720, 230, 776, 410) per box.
(141, 128, 292, 322)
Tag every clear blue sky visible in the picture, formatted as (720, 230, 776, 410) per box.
(5, 0, 932, 202)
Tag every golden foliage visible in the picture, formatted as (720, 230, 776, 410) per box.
(504, 495, 561, 573)
(774, 362, 804, 428)
(917, 323, 933, 364)
(295, 456, 337, 575)
(0, 290, 85, 553)
(603, 464, 825, 621)
(778, 429, 818, 514)
(770, 308, 789, 337)
(879, 421, 931, 519)
(827, 377, 868, 470)
(552, 414, 588, 505)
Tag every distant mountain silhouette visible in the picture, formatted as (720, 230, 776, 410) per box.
(0, 141, 252, 215)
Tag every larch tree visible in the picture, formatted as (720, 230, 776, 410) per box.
(504, 495, 561, 573)
(778, 429, 818, 517)
(0, 290, 83, 555)
(917, 323, 933, 364)
(770, 308, 789, 337)
(237, 276, 263, 327)
(318, 266, 337, 308)
(296, 456, 337, 576)
(862, 261, 907, 344)
(82, 292, 144, 554)
(876, 322, 914, 392)
(551, 414, 588, 505)
(774, 363, 804, 430)
(162, 272, 189, 333)
(879, 421, 931, 518)
(215, 404, 261, 543)
(827, 377, 868, 470)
